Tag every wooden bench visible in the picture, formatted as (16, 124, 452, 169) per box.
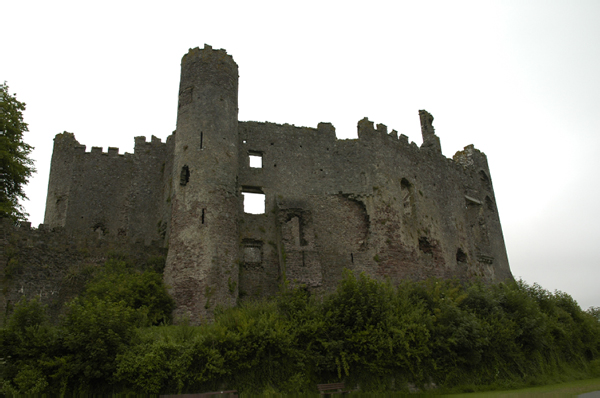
(317, 382, 349, 395)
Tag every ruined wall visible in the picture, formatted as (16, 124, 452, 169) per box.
(44, 133, 173, 246)
(0, 219, 166, 326)
(236, 113, 512, 299)
(34, 45, 512, 325)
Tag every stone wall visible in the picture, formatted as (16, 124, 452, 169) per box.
(44, 132, 173, 247)
(28, 46, 512, 324)
(235, 114, 512, 300)
(0, 219, 166, 325)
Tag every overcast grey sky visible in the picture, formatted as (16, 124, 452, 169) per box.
(3, 0, 599, 309)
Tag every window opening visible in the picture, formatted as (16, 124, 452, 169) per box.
(401, 178, 413, 215)
(180, 165, 190, 186)
(456, 248, 467, 263)
(200, 132, 204, 149)
(419, 237, 434, 254)
(242, 187, 265, 214)
(243, 240, 263, 264)
(288, 216, 301, 246)
(201, 208, 206, 224)
(249, 151, 262, 168)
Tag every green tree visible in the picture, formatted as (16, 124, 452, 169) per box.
(84, 259, 175, 325)
(48, 297, 142, 394)
(0, 299, 56, 395)
(0, 82, 35, 222)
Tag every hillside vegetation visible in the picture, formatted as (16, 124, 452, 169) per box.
(1, 259, 599, 395)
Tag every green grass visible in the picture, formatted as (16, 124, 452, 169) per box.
(244, 378, 600, 397)
(440, 377, 600, 398)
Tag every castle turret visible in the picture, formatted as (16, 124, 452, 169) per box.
(164, 45, 240, 324)
(44, 132, 80, 228)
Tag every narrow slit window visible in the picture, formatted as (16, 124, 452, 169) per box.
(249, 151, 262, 168)
(400, 178, 413, 215)
(242, 192, 265, 214)
(180, 165, 190, 186)
(201, 208, 206, 224)
(200, 132, 204, 149)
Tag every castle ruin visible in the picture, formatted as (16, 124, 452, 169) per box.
(41, 45, 512, 323)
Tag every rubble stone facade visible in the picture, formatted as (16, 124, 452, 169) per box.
(39, 45, 512, 324)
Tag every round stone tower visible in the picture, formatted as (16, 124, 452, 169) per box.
(164, 44, 240, 324)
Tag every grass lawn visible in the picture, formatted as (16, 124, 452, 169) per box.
(440, 377, 600, 398)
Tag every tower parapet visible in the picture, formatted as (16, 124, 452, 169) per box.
(44, 132, 80, 228)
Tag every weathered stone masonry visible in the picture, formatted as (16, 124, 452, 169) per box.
(0, 219, 166, 324)
(16, 44, 512, 324)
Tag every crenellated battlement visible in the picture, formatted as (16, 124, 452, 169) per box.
(182, 44, 237, 66)
(77, 145, 127, 157)
(353, 116, 440, 155)
(134, 135, 166, 154)
(59, 135, 168, 157)
(242, 114, 483, 168)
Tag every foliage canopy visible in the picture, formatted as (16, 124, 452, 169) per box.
(1, 270, 600, 395)
(0, 82, 35, 222)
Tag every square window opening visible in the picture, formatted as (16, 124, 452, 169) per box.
(243, 240, 263, 264)
(243, 192, 265, 214)
(249, 153, 262, 168)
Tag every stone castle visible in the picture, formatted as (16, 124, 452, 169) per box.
(35, 45, 512, 323)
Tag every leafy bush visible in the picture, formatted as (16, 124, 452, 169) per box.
(1, 258, 175, 395)
(316, 272, 431, 391)
(48, 297, 142, 394)
(0, 299, 55, 395)
(83, 258, 175, 325)
(2, 270, 600, 394)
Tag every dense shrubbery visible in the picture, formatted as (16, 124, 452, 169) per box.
(1, 268, 599, 395)
(0, 259, 174, 395)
